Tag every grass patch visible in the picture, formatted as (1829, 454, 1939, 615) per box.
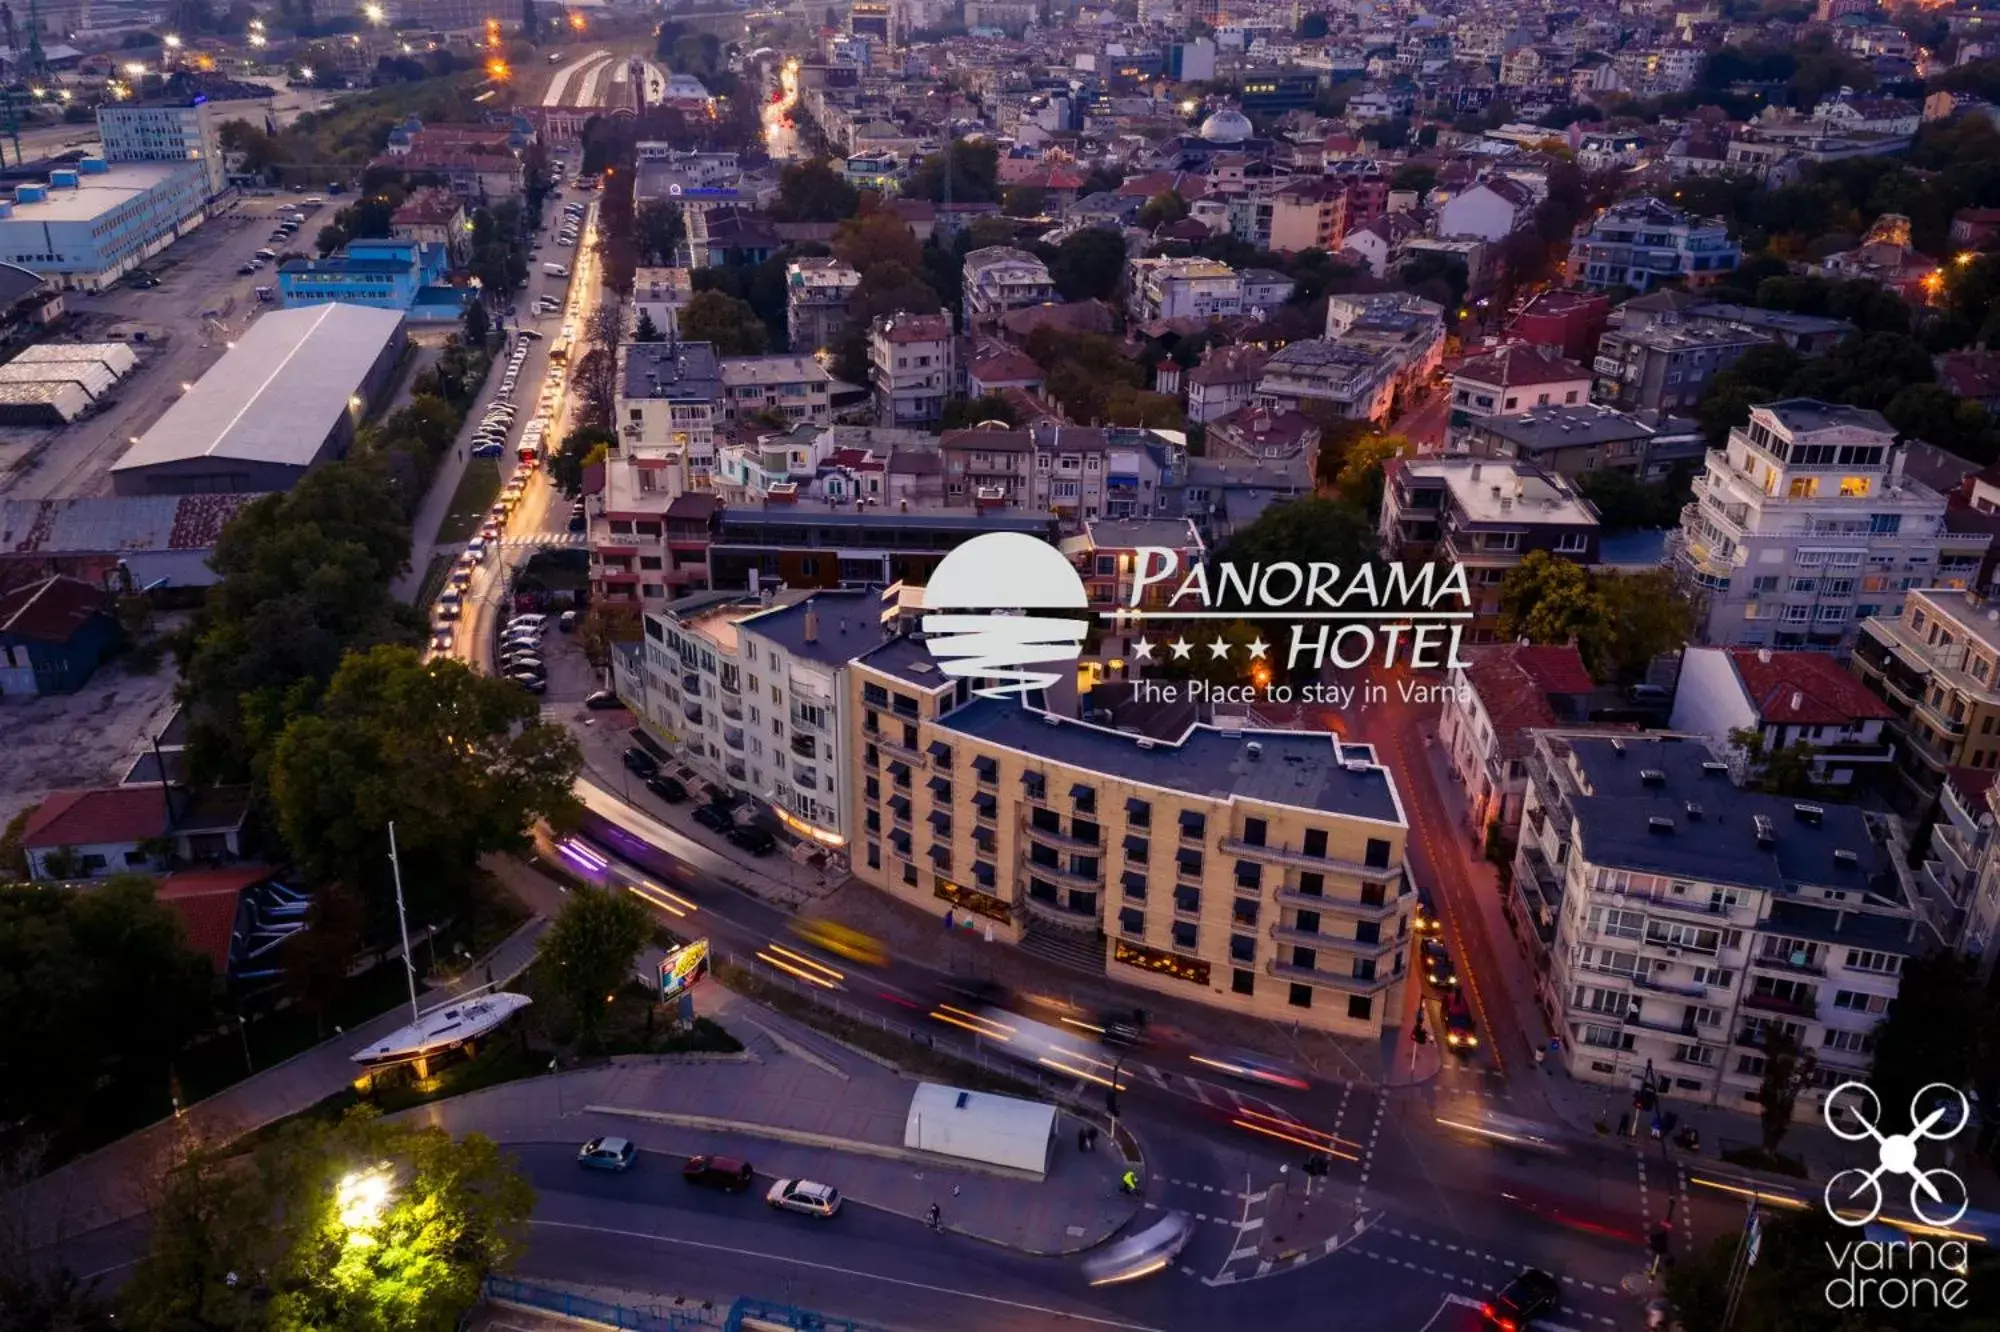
(1720, 1146, 1809, 1178)
(433, 457, 502, 546)
(415, 552, 454, 610)
(714, 961, 1039, 1098)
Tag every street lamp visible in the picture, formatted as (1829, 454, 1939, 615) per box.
(335, 1164, 396, 1232)
(163, 33, 182, 49)
(364, 2, 386, 22)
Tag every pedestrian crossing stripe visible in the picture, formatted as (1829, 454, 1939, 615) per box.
(496, 533, 584, 548)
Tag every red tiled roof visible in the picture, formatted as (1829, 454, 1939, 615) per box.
(1463, 644, 1592, 760)
(0, 575, 111, 644)
(21, 786, 172, 849)
(156, 865, 269, 973)
(1513, 644, 1598, 694)
(1947, 765, 1997, 808)
(1455, 343, 1591, 390)
(968, 347, 1043, 386)
(1938, 350, 2000, 402)
(878, 313, 952, 343)
(1726, 649, 1893, 724)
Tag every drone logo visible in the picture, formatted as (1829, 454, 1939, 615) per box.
(921, 532, 1090, 699)
(1822, 1081, 1971, 1228)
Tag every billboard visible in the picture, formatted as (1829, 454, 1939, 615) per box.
(659, 939, 711, 1001)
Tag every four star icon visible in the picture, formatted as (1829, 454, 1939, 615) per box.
(1123, 632, 1274, 665)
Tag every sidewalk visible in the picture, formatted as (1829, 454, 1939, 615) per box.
(8, 916, 547, 1250)
(391, 335, 504, 605)
(414, 993, 1143, 1257)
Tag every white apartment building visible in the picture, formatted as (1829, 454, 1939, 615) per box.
(1127, 257, 1243, 323)
(719, 354, 835, 428)
(1515, 733, 1927, 1120)
(1672, 398, 1981, 651)
(616, 341, 723, 494)
(642, 589, 873, 854)
(962, 246, 1056, 323)
(96, 98, 227, 198)
(1255, 339, 1397, 422)
(870, 312, 954, 426)
(631, 267, 693, 339)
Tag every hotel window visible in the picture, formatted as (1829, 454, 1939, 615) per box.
(1839, 477, 1870, 498)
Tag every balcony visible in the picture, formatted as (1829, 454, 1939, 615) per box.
(1268, 922, 1399, 958)
(1221, 837, 1400, 885)
(1742, 989, 1817, 1019)
(1023, 886, 1100, 927)
(1021, 854, 1102, 891)
(720, 696, 744, 721)
(789, 733, 818, 760)
(1271, 885, 1402, 920)
(1624, 1009, 1700, 1038)
(723, 758, 746, 782)
(1024, 819, 1101, 853)
(877, 732, 924, 763)
(1750, 948, 1824, 977)
(792, 765, 818, 791)
(681, 670, 701, 693)
(1631, 968, 1711, 999)
(790, 706, 829, 734)
(721, 725, 746, 752)
(1264, 957, 1391, 995)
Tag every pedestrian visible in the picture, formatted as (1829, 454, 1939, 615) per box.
(1078, 1126, 1090, 1152)
(927, 1203, 941, 1231)
(944, 909, 955, 931)
(952, 1184, 960, 1198)
(1120, 1169, 1139, 1195)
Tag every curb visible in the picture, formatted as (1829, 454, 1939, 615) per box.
(735, 1015, 849, 1081)
(583, 1104, 1046, 1182)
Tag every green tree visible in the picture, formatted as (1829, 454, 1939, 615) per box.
(634, 200, 685, 267)
(769, 158, 860, 223)
(1219, 497, 1378, 574)
(1727, 726, 1822, 796)
(678, 290, 768, 355)
(1389, 162, 1437, 194)
(461, 297, 490, 348)
(939, 394, 1022, 430)
(633, 308, 664, 342)
(1136, 190, 1189, 230)
(1594, 570, 1698, 680)
(1051, 226, 1128, 302)
(1331, 431, 1405, 514)
(904, 138, 1000, 204)
(548, 424, 615, 498)
(1496, 552, 1610, 656)
(1869, 951, 1992, 1143)
(268, 646, 581, 921)
(1002, 185, 1046, 217)
(1575, 468, 1686, 533)
(535, 883, 652, 1050)
(315, 223, 349, 256)
(831, 210, 921, 274)
(1757, 1027, 1817, 1158)
(0, 1267, 118, 1332)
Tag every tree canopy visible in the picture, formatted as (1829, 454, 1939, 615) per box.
(1051, 227, 1128, 303)
(768, 158, 860, 223)
(678, 290, 768, 356)
(535, 883, 653, 1051)
(903, 139, 1000, 204)
(1495, 553, 1696, 682)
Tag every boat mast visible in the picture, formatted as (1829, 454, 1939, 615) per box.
(387, 822, 422, 1028)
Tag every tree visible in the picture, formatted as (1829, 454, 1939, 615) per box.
(461, 297, 490, 347)
(0, 1267, 118, 1332)
(1136, 190, 1189, 231)
(1496, 552, 1610, 656)
(1727, 727, 1822, 796)
(939, 394, 1021, 430)
(678, 290, 768, 355)
(1219, 497, 1378, 573)
(1389, 163, 1437, 195)
(1051, 226, 1128, 302)
(315, 223, 348, 256)
(535, 884, 652, 1050)
(633, 200, 685, 267)
(1757, 1028, 1817, 1158)
(548, 425, 615, 498)
(268, 646, 581, 922)
(632, 308, 664, 342)
(904, 139, 1000, 204)
(281, 884, 367, 1039)
(1575, 468, 1686, 533)
(1594, 570, 1697, 680)
(1002, 185, 1046, 217)
(1331, 432, 1405, 514)
(1869, 951, 1993, 1144)
(832, 210, 921, 274)
(769, 158, 860, 222)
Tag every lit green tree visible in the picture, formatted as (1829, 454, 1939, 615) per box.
(535, 883, 652, 1050)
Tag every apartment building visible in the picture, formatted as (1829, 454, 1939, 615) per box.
(1448, 344, 1592, 442)
(870, 312, 955, 426)
(846, 640, 1415, 1039)
(1593, 294, 1854, 415)
(1184, 345, 1269, 423)
(719, 354, 835, 428)
(632, 268, 693, 340)
(1127, 258, 1243, 323)
(1254, 340, 1397, 423)
(616, 341, 723, 493)
(1913, 768, 2000, 983)
(1672, 399, 1980, 651)
(705, 497, 1059, 591)
(1852, 589, 2000, 804)
(641, 590, 870, 852)
(1379, 457, 1600, 643)
(962, 247, 1056, 324)
(787, 258, 862, 354)
(96, 96, 228, 198)
(1464, 403, 1703, 482)
(1671, 646, 1895, 788)
(1438, 643, 1597, 848)
(1567, 196, 1742, 293)
(1515, 733, 1926, 1118)
(1257, 178, 1349, 255)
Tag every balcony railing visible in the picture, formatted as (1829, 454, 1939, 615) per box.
(1750, 949, 1825, 977)
(1271, 886, 1401, 919)
(1023, 820, 1101, 853)
(720, 696, 744, 721)
(1023, 890, 1099, 927)
(1264, 958, 1390, 995)
(1267, 923, 1400, 958)
(1742, 990, 1817, 1018)
(1221, 838, 1400, 885)
(1021, 855, 1102, 891)
(789, 733, 818, 760)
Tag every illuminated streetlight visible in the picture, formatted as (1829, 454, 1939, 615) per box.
(364, 2, 386, 21)
(335, 1165, 396, 1233)
(164, 33, 182, 48)
(568, 10, 586, 29)
(299, 64, 316, 81)
(250, 32, 267, 46)
(487, 58, 510, 81)
(1958, 252, 1977, 266)
(124, 61, 148, 76)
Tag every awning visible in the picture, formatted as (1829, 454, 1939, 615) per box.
(1121, 869, 1148, 895)
(1126, 796, 1151, 818)
(1070, 782, 1095, 802)
(972, 824, 996, 847)
(973, 792, 997, 814)
(888, 760, 911, 780)
(928, 809, 952, 830)
(973, 861, 996, 886)
(1179, 809, 1205, 832)
(1235, 860, 1261, 885)
(1177, 847, 1202, 870)
(973, 756, 997, 778)
(928, 775, 952, 796)
(927, 740, 953, 760)
(929, 844, 951, 865)
(1123, 834, 1149, 857)
(889, 795, 912, 817)
(889, 829, 911, 851)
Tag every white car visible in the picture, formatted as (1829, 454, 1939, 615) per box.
(765, 1179, 841, 1218)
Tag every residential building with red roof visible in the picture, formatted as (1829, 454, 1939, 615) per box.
(154, 865, 272, 978)
(1671, 645, 1895, 787)
(1448, 344, 1592, 440)
(1438, 643, 1599, 845)
(0, 574, 118, 696)
(19, 784, 251, 881)
(1507, 289, 1611, 363)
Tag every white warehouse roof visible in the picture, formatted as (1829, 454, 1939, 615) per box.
(0, 360, 118, 397)
(111, 304, 404, 475)
(903, 1081, 1056, 1178)
(13, 341, 137, 377)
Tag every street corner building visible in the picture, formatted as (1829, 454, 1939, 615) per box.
(846, 638, 1417, 1040)
(109, 304, 407, 497)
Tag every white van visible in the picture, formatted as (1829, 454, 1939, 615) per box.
(543, 263, 570, 278)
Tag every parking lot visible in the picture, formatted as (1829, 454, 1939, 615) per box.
(0, 193, 331, 501)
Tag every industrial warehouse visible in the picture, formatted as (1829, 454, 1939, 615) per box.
(108, 304, 407, 497)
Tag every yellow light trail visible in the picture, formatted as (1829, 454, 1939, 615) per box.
(1230, 1108, 1360, 1160)
(1037, 1056, 1128, 1090)
(930, 1004, 1014, 1040)
(756, 946, 842, 989)
(623, 880, 694, 918)
(1688, 1176, 1808, 1209)
(764, 943, 844, 983)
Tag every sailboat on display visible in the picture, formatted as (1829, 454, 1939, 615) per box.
(350, 823, 532, 1070)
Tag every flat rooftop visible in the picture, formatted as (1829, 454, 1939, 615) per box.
(621, 341, 722, 401)
(740, 588, 882, 669)
(1479, 403, 1656, 450)
(934, 697, 1405, 826)
(2, 162, 195, 224)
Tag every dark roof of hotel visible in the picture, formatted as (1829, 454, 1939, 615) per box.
(937, 698, 1404, 825)
(740, 589, 881, 669)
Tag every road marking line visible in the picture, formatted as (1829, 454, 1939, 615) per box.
(1236, 1217, 1264, 1232)
(528, 1220, 1174, 1331)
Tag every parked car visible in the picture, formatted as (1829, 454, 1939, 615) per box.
(509, 614, 546, 629)
(577, 1137, 637, 1171)
(585, 689, 622, 710)
(692, 804, 732, 832)
(508, 672, 547, 695)
(729, 824, 777, 856)
(623, 747, 660, 777)
(682, 1155, 754, 1192)
(1482, 1268, 1560, 1331)
(646, 774, 688, 803)
(765, 1179, 841, 1218)
(470, 441, 505, 458)
(559, 610, 579, 633)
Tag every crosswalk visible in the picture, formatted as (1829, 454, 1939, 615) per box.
(495, 532, 584, 548)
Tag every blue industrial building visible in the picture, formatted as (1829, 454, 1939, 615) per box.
(277, 238, 467, 321)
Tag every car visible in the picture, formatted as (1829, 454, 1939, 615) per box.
(236, 262, 257, 275)
(470, 441, 505, 458)
(584, 689, 623, 711)
(1414, 886, 1441, 934)
(577, 1136, 637, 1171)
(499, 631, 540, 650)
(130, 272, 160, 288)
(693, 803, 733, 832)
(503, 659, 545, 677)
(517, 327, 544, 340)
(509, 614, 547, 628)
(645, 773, 688, 803)
(623, 747, 660, 777)
(1421, 938, 1458, 989)
(1482, 1268, 1561, 1331)
(568, 512, 586, 533)
(254, 248, 277, 260)
(1080, 1210, 1194, 1287)
(728, 824, 777, 856)
(1627, 683, 1672, 704)
(683, 1154, 755, 1192)
(559, 609, 579, 633)
(1444, 989, 1478, 1056)
(508, 672, 547, 695)
(765, 1179, 841, 1218)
